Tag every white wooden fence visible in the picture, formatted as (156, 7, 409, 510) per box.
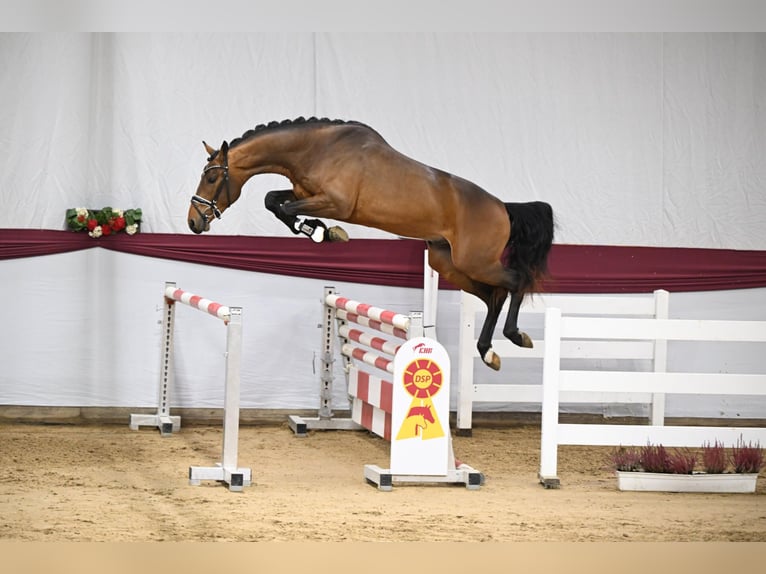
(457, 290, 670, 433)
(538, 307, 766, 487)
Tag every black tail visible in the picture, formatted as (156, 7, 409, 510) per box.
(503, 201, 555, 293)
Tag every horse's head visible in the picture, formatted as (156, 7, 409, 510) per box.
(188, 141, 243, 234)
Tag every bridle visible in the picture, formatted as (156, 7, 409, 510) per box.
(191, 147, 230, 225)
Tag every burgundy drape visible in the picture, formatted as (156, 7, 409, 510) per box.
(2, 229, 766, 293)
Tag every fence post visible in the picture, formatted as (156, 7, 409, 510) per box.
(650, 289, 669, 425)
(287, 286, 364, 434)
(539, 307, 562, 488)
(129, 280, 181, 435)
(423, 250, 439, 340)
(220, 307, 243, 475)
(456, 291, 475, 435)
(319, 287, 338, 420)
(408, 311, 424, 339)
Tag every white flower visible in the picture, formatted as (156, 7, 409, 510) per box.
(76, 207, 89, 218)
(89, 226, 103, 238)
(113, 209, 123, 217)
(126, 224, 138, 235)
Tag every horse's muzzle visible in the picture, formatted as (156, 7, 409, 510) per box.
(188, 218, 206, 234)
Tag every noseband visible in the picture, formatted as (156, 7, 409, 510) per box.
(191, 151, 230, 224)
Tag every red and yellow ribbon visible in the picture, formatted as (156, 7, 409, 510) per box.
(395, 358, 445, 440)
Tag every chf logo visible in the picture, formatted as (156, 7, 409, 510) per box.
(396, 358, 445, 441)
(411, 342, 433, 354)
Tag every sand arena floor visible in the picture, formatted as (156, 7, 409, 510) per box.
(0, 422, 764, 542)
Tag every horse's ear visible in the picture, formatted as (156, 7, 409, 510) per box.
(203, 141, 216, 156)
(221, 140, 229, 155)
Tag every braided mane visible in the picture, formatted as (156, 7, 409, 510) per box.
(229, 117, 368, 149)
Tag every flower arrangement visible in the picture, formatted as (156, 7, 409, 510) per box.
(66, 207, 142, 238)
(611, 437, 764, 475)
(611, 437, 763, 493)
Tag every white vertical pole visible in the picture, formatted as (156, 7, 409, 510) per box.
(539, 307, 562, 486)
(221, 307, 243, 471)
(423, 250, 438, 339)
(456, 291, 475, 433)
(650, 289, 669, 426)
(408, 311, 424, 339)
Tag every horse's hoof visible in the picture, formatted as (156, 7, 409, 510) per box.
(510, 330, 534, 348)
(520, 331, 533, 348)
(482, 350, 501, 371)
(327, 226, 349, 242)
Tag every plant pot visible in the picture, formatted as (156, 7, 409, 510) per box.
(615, 471, 758, 493)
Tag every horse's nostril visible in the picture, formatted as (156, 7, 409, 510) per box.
(189, 219, 197, 233)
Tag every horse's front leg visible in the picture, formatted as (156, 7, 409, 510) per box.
(280, 193, 349, 243)
(264, 189, 347, 243)
(502, 291, 533, 348)
(264, 189, 301, 231)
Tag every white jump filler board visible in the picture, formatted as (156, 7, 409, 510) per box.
(390, 337, 451, 475)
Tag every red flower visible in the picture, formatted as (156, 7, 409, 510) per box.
(77, 214, 86, 223)
(87, 219, 98, 231)
(101, 224, 112, 236)
(112, 216, 126, 231)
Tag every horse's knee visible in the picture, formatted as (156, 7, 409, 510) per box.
(264, 189, 293, 213)
(264, 194, 280, 213)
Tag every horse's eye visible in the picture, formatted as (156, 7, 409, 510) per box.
(206, 173, 217, 184)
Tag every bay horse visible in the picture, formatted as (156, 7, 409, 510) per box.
(188, 117, 554, 370)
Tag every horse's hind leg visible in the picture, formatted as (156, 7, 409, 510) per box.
(427, 241, 507, 370)
(503, 291, 533, 348)
(475, 287, 511, 370)
(264, 189, 347, 243)
(480, 266, 533, 350)
(453, 253, 535, 353)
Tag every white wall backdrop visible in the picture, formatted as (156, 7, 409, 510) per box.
(1, 33, 765, 417)
(1, 33, 764, 247)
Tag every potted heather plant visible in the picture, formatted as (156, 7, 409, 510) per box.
(702, 439, 727, 474)
(612, 436, 763, 493)
(732, 436, 765, 474)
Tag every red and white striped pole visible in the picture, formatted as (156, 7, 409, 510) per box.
(164, 285, 231, 322)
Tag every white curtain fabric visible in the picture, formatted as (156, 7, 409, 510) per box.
(1, 33, 765, 416)
(1, 249, 765, 418)
(1, 33, 764, 247)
